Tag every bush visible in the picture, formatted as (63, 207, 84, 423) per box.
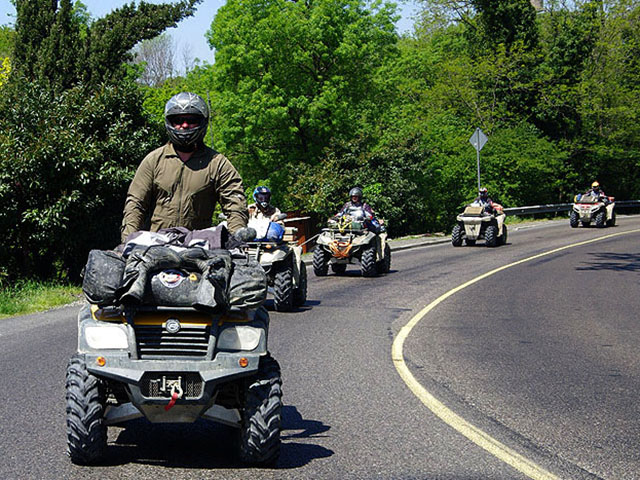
(0, 78, 161, 281)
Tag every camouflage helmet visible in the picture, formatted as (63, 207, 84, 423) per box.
(164, 92, 209, 150)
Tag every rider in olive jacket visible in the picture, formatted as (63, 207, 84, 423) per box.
(121, 92, 248, 242)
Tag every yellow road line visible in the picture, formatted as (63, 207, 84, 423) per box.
(392, 228, 640, 480)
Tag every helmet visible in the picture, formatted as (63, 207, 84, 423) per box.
(479, 187, 488, 197)
(349, 187, 363, 202)
(253, 185, 271, 209)
(592, 181, 600, 190)
(164, 92, 209, 151)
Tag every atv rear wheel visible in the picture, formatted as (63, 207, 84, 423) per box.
(595, 210, 606, 228)
(293, 263, 307, 306)
(360, 244, 378, 277)
(312, 248, 329, 276)
(377, 244, 391, 273)
(485, 225, 498, 247)
(273, 260, 294, 312)
(238, 354, 282, 466)
(66, 354, 107, 465)
(331, 263, 347, 274)
(499, 224, 508, 246)
(569, 211, 579, 228)
(451, 224, 463, 247)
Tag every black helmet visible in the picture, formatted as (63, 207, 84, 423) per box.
(349, 187, 363, 202)
(164, 92, 209, 151)
(253, 185, 271, 209)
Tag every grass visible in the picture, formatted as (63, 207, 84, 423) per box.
(0, 280, 82, 319)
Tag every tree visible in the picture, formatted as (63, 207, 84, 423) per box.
(133, 33, 177, 86)
(206, 0, 398, 200)
(0, 0, 203, 280)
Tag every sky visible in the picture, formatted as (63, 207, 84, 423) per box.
(0, 0, 419, 70)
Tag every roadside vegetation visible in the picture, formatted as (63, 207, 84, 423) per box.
(0, 280, 80, 319)
(0, 0, 638, 315)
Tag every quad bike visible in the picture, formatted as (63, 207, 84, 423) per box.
(451, 203, 507, 247)
(246, 214, 307, 312)
(313, 214, 390, 277)
(570, 194, 616, 228)
(66, 243, 282, 466)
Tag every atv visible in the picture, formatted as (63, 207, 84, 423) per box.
(451, 203, 507, 247)
(66, 244, 282, 466)
(570, 194, 616, 228)
(313, 214, 390, 277)
(246, 214, 307, 312)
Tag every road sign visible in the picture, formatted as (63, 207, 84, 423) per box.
(469, 128, 488, 190)
(469, 128, 488, 152)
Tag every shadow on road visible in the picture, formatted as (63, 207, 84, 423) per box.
(575, 252, 640, 272)
(99, 404, 332, 469)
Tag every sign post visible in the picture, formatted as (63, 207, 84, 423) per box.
(469, 128, 488, 191)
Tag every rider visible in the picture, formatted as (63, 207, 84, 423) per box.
(586, 181, 607, 199)
(121, 92, 248, 242)
(334, 187, 383, 233)
(248, 186, 284, 225)
(474, 187, 495, 214)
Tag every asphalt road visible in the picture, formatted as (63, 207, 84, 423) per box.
(1, 216, 638, 479)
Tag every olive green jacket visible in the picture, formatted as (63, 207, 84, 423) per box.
(121, 143, 248, 242)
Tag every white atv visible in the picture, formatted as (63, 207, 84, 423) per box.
(313, 214, 390, 277)
(247, 214, 307, 311)
(451, 203, 507, 247)
(570, 194, 616, 228)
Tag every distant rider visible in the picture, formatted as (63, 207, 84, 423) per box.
(585, 181, 607, 200)
(334, 187, 383, 233)
(474, 187, 495, 214)
(248, 186, 284, 225)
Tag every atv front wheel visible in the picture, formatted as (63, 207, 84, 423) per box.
(273, 261, 294, 312)
(360, 244, 378, 277)
(238, 354, 282, 466)
(569, 211, 579, 228)
(313, 248, 329, 276)
(451, 224, 463, 247)
(485, 225, 498, 247)
(607, 212, 616, 227)
(66, 354, 107, 465)
(331, 263, 347, 275)
(293, 263, 307, 307)
(595, 210, 606, 228)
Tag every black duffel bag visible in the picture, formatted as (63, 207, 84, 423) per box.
(82, 250, 126, 305)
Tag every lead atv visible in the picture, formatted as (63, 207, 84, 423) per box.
(246, 214, 307, 312)
(570, 194, 616, 228)
(451, 203, 507, 247)
(313, 214, 390, 277)
(66, 242, 282, 466)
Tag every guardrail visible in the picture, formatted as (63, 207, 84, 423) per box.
(504, 200, 640, 216)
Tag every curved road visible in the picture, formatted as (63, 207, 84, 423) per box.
(1, 217, 638, 479)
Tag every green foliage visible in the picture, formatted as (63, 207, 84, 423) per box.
(0, 0, 200, 281)
(0, 280, 80, 319)
(0, 25, 16, 58)
(12, 0, 201, 90)
(0, 80, 161, 280)
(206, 0, 398, 192)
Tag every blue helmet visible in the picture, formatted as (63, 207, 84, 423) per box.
(253, 186, 271, 209)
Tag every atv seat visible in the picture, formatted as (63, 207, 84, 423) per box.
(463, 205, 484, 216)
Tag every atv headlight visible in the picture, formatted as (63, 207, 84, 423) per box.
(217, 326, 261, 351)
(84, 326, 128, 349)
